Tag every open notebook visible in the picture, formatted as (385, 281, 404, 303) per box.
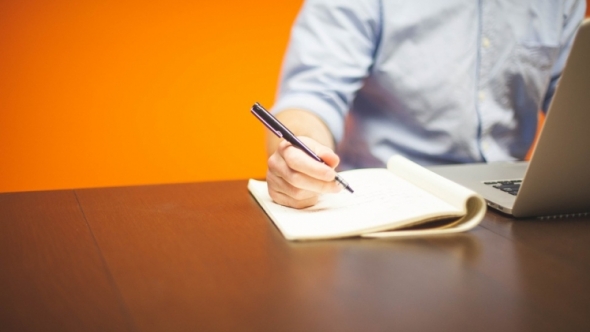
(248, 155, 486, 241)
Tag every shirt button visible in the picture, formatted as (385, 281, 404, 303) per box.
(482, 37, 490, 48)
(482, 141, 489, 151)
(478, 91, 486, 101)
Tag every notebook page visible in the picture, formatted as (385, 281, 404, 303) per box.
(248, 168, 462, 240)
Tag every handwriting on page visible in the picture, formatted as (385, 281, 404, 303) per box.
(270, 169, 459, 231)
(321, 169, 444, 207)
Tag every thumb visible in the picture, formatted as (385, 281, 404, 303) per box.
(298, 136, 340, 169)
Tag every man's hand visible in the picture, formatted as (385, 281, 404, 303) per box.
(267, 136, 341, 209)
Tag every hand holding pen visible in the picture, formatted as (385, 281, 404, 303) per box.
(251, 102, 353, 209)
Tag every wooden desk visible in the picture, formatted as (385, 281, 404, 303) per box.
(1, 180, 590, 331)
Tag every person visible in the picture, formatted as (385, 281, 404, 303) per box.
(265, 0, 586, 209)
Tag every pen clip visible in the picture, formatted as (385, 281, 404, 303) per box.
(251, 107, 283, 138)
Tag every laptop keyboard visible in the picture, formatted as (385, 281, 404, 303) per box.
(484, 180, 522, 196)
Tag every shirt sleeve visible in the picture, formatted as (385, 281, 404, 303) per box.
(271, 0, 381, 143)
(542, 0, 586, 113)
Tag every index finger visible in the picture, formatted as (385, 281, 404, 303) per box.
(278, 139, 339, 182)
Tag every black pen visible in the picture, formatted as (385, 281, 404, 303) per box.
(251, 102, 354, 193)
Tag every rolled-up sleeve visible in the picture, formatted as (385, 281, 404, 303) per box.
(272, 0, 381, 143)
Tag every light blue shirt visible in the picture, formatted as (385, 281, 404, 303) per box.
(272, 0, 586, 168)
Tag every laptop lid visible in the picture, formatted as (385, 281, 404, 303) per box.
(512, 19, 590, 217)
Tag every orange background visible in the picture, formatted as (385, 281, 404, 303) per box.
(1, 1, 589, 193)
(0, 0, 303, 193)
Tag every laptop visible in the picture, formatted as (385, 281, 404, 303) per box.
(429, 19, 590, 218)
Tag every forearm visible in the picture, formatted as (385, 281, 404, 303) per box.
(265, 109, 335, 157)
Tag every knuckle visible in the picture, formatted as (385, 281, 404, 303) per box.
(267, 154, 280, 172)
(269, 189, 316, 209)
(319, 180, 333, 193)
(282, 147, 299, 164)
(293, 196, 319, 209)
(284, 171, 301, 186)
(266, 171, 280, 190)
(278, 140, 292, 153)
(320, 168, 335, 181)
(290, 187, 311, 201)
(288, 155, 307, 171)
(268, 190, 283, 205)
(298, 196, 318, 209)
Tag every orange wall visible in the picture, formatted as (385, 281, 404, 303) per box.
(0, 1, 303, 193)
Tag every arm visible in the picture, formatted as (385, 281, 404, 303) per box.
(266, 0, 381, 208)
